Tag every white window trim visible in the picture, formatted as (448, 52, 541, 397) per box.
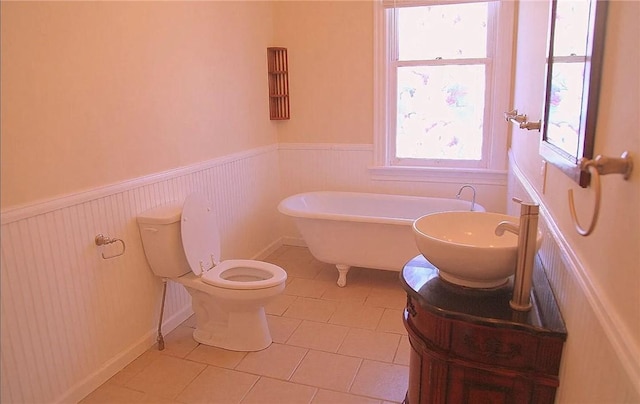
(371, 0, 515, 183)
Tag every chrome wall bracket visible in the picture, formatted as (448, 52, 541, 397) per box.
(568, 151, 633, 236)
(504, 109, 541, 131)
(590, 151, 633, 179)
(95, 234, 126, 259)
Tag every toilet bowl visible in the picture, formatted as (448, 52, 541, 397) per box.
(137, 192, 287, 351)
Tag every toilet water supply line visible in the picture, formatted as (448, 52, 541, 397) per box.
(157, 279, 168, 351)
(95, 234, 167, 348)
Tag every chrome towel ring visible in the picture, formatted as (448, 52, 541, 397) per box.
(568, 152, 633, 237)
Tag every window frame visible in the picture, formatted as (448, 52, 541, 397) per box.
(372, 0, 515, 182)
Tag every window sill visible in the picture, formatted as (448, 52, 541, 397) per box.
(368, 165, 507, 185)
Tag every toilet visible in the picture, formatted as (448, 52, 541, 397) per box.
(136, 192, 287, 351)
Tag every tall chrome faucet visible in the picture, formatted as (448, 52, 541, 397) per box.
(456, 185, 477, 211)
(495, 198, 540, 311)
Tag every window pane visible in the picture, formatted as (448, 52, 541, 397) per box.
(546, 62, 586, 157)
(553, 0, 590, 57)
(398, 3, 488, 61)
(396, 65, 485, 160)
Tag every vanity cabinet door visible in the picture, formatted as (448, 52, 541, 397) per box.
(401, 259, 566, 404)
(407, 342, 422, 404)
(406, 315, 448, 404)
(449, 320, 536, 369)
(447, 365, 533, 404)
(404, 305, 560, 404)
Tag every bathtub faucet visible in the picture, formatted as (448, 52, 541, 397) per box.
(495, 197, 540, 311)
(456, 185, 477, 211)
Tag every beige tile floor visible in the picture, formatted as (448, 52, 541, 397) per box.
(82, 246, 410, 404)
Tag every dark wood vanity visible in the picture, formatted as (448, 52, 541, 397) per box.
(400, 255, 567, 404)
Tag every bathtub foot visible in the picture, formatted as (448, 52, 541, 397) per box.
(336, 264, 350, 287)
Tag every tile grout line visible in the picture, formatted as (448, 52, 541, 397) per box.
(85, 246, 410, 403)
(237, 374, 262, 404)
(285, 347, 311, 382)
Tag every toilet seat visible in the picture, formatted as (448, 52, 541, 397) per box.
(201, 259, 287, 290)
(181, 193, 286, 290)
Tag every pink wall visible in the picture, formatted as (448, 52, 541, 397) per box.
(510, 1, 640, 396)
(273, 1, 374, 145)
(1, 1, 278, 208)
(2, 1, 638, 400)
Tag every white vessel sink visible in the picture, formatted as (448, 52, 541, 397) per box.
(412, 211, 542, 288)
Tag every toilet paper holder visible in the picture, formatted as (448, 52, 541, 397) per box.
(95, 234, 126, 259)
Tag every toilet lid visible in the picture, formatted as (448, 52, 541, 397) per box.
(181, 193, 221, 277)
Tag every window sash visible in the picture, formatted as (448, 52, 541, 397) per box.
(385, 3, 496, 168)
(373, 0, 513, 175)
(389, 63, 493, 168)
(395, 58, 491, 67)
(382, 0, 490, 9)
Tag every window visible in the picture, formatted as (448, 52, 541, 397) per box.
(544, 0, 592, 158)
(373, 0, 515, 179)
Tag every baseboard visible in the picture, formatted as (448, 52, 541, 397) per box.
(280, 236, 306, 247)
(57, 304, 193, 404)
(59, 235, 284, 403)
(57, 234, 287, 404)
(252, 238, 285, 260)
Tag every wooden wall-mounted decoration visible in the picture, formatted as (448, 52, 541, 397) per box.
(267, 47, 290, 120)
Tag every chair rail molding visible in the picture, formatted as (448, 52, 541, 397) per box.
(508, 150, 640, 399)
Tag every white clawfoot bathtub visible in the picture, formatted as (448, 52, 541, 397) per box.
(278, 191, 485, 287)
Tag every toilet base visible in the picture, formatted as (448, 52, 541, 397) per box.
(191, 307, 272, 352)
(176, 273, 284, 352)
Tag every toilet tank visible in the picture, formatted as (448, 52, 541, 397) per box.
(137, 203, 191, 278)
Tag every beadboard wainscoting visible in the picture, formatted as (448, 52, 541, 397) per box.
(277, 143, 508, 243)
(508, 154, 640, 402)
(4, 141, 637, 403)
(278, 143, 508, 207)
(0, 145, 282, 404)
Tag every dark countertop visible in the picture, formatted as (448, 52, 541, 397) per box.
(400, 255, 567, 339)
